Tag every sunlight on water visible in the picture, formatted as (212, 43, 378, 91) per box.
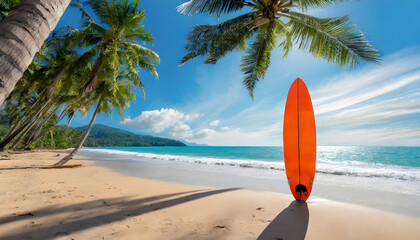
(82, 146, 420, 195)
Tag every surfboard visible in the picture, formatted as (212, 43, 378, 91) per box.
(283, 78, 316, 201)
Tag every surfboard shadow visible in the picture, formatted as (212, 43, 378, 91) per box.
(257, 200, 309, 240)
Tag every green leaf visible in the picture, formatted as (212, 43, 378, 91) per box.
(287, 11, 380, 67)
(177, 0, 246, 17)
(293, 0, 346, 11)
(181, 13, 253, 65)
(240, 20, 277, 100)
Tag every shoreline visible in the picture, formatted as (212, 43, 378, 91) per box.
(80, 148, 420, 217)
(1, 150, 419, 239)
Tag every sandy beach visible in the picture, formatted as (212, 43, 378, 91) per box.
(0, 150, 419, 240)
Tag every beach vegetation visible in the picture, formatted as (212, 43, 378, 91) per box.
(178, 0, 381, 99)
(0, 123, 185, 149)
(0, 0, 160, 167)
(51, 0, 159, 166)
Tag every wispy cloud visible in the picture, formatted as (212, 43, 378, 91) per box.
(121, 48, 420, 146)
(312, 48, 420, 145)
(209, 120, 220, 127)
(197, 48, 420, 146)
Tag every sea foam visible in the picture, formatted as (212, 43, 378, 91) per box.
(81, 148, 420, 182)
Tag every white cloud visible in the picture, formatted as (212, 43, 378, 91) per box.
(209, 120, 220, 127)
(169, 122, 192, 139)
(121, 108, 199, 139)
(194, 128, 217, 139)
(220, 126, 230, 131)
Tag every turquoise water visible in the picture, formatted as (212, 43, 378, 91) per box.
(82, 146, 420, 196)
(97, 146, 420, 167)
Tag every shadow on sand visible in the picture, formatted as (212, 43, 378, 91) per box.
(0, 188, 240, 240)
(257, 200, 309, 240)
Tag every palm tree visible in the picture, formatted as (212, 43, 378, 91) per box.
(0, 45, 85, 150)
(0, 0, 71, 106)
(178, 0, 380, 99)
(53, 72, 139, 166)
(52, 0, 159, 166)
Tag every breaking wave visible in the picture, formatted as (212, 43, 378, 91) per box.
(81, 148, 420, 182)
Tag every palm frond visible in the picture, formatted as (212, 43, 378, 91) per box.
(294, 0, 346, 11)
(287, 11, 380, 67)
(177, 0, 246, 17)
(240, 20, 277, 99)
(275, 19, 293, 58)
(181, 13, 253, 66)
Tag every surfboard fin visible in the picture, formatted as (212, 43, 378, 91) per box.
(296, 184, 308, 201)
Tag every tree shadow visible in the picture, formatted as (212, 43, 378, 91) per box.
(257, 201, 309, 240)
(0, 188, 240, 240)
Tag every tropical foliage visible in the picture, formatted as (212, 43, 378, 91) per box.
(76, 124, 186, 147)
(0, 0, 20, 20)
(0, 0, 159, 167)
(0, 123, 186, 148)
(178, 0, 381, 99)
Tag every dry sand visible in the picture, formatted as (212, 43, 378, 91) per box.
(0, 150, 419, 240)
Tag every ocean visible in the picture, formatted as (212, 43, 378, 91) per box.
(81, 146, 420, 196)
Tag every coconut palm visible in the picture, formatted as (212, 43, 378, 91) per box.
(0, 0, 71, 106)
(53, 72, 138, 166)
(51, 0, 159, 166)
(0, 45, 86, 150)
(178, 0, 380, 99)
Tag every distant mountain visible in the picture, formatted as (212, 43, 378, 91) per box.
(77, 124, 186, 147)
(180, 140, 209, 147)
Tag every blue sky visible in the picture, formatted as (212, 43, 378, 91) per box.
(57, 0, 420, 146)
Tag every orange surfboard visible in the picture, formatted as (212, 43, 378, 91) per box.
(283, 78, 316, 201)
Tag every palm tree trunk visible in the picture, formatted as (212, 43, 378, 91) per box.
(0, 0, 71, 106)
(27, 105, 59, 141)
(0, 100, 49, 150)
(81, 59, 103, 97)
(10, 113, 43, 149)
(23, 123, 55, 149)
(65, 113, 74, 129)
(49, 130, 54, 147)
(3, 116, 22, 140)
(39, 129, 49, 147)
(250, 17, 271, 30)
(22, 105, 64, 149)
(53, 100, 101, 166)
(20, 105, 58, 149)
(10, 103, 54, 149)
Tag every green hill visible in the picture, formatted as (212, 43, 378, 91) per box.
(79, 124, 186, 147)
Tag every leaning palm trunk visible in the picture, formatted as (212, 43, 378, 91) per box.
(10, 113, 44, 149)
(23, 123, 56, 149)
(17, 105, 59, 149)
(0, 0, 71, 106)
(26, 105, 60, 142)
(22, 106, 67, 149)
(3, 116, 22, 140)
(0, 100, 49, 150)
(53, 101, 101, 166)
(39, 129, 49, 148)
(10, 103, 55, 149)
